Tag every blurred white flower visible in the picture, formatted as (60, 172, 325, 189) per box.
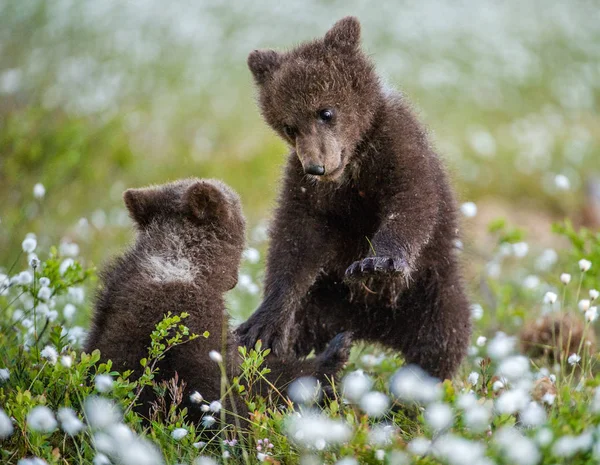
(568, 353, 581, 365)
(541, 392, 556, 405)
(590, 289, 599, 301)
(554, 174, 571, 191)
(512, 242, 529, 258)
(424, 402, 453, 431)
(492, 379, 505, 392)
(0, 408, 13, 439)
(407, 437, 431, 455)
(470, 303, 484, 320)
(201, 405, 210, 412)
(17, 458, 48, 465)
(560, 273, 571, 285)
(190, 391, 203, 404)
(38, 286, 52, 301)
(171, 427, 188, 440)
(496, 388, 529, 414)
(520, 401, 546, 427)
(552, 431, 594, 458)
(375, 449, 385, 461)
(193, 441, 207, 449)
(208, 350, 222, 363)
(27, 406, 57, 433)
(536, 248, 558, 271)
(495, 427, 540, 465)
(238, 274, 259, 295)
(59, 241, 80, 257)
(285, 412, 351, 449)
(543, 291, 557, 304)
(29, 255, 40, 270)
(39, 277, 50, 287)
(95, 374, 114, 393)
(390, 365, 441, 404)
(40, 345, 58, 365)
(460, 202, 477, 218)
(342, 370, 372, 402)
(57, 408, 84, 435)
(193, 458, 218, 465)
(359, 391, 390, 417)
(476, 336, 487, 347)
(369, 424, 396, 446)
(431, 434, 486, 465)
(63, 303, 76, 320)
(202, 415, 216, 428)
(535, 428, 553, 447)
(93, 454, 111, 465)
(289, 377, 321, 405)
(60, 258, 75, 275)
(84, 397, 121, 429)
(334, 459, 358, 465)
(497, 355, 530, 381)
(0, 368, 9, 382)
(209, 401, 222, 413)
(468, 372, 479, 385)
(33, 183, 46, 199)
(18, 271, 33, 285)
(487, 332, 516, 359)
(578, 299, 591, 312)
(585, 307, 598, 322)
(22, 237, 37, 253)
(463, 404, 491, 433)
(60, 355, 73, 368)
(242, 248, 260, 263)
(68, 286, 85, 303)
(579, 259, 592, 272)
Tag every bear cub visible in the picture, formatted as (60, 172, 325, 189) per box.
(85, 178, 351, 423)
(237, 17, 471, 380)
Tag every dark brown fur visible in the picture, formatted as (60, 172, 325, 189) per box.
(85, 179, 350, 423)
(237, 17, 471, 380)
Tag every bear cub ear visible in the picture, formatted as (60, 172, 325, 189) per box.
(247, 49, 282, 85)
(324, 16, 361, 52)
(183, 180, 226, 220)
(123, 188, 154, 227)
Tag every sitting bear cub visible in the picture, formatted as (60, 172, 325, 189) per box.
(85, 178, 350, 422)
(237, 17, 471, 380)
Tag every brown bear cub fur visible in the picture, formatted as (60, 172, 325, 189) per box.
(236, 17, 471, 380)
(85, 179, 351, 423)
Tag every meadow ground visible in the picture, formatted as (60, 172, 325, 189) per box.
(1, 1, 600, 464)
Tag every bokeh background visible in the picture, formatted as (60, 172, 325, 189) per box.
(1, 0, 599, 321)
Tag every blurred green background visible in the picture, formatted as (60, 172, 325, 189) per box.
(1, 0, 599, 320)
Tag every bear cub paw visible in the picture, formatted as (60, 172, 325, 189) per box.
(344, 256, 408, 280)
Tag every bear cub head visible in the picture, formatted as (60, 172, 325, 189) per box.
(123, 178, 245, 291)
(248, 16, 381, 183)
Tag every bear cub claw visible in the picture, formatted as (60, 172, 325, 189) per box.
(236, 310, 291, 357)
(344, 256, 408, 280)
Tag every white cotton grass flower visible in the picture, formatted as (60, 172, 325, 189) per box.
(59, 258, 75, 275)
(492, 379, 505, 392)
(84, 397, 121, 429)
(193, 441, 207, 449)
(568, 353, 581, 365)
(390, 365, 441, 404)
(535, 428, 553, 447)
(242, 247, 260, 264)
(209, 401, 222, 413)
(496, 388, 529, 414)
(95, 374, 114, 393)
(497, 355, 530, 382)
(285, 412, 352, 449)
(40, 345, 58, 365)
(590, 289, 599, 301)
(18, 271, 33, 285)
(359, 391, 390, 418)
(470, 303, 484, 320)
(201, 405, 210, 412)
(33, 183, 46, 199)
(63, 303, 76, 320)
(431, 434, 486, 465)
(494, 427, 540, 465)
(585, 307, 598, 323)
(554, 174, 571, 191)
(17, 458, 48, 465)
(560, 273, 572, 285)
(288, 376, 321, 405)
(22, 237, 37, 253)
(424, 402, 453, 432)
(193, 458, 218, 465)
(407, 437, 431, 456)
(39, 277, 50, 287)
(29, 255, 40, 270)
(476, 336, 487, 347)
(59, 241, 80, 257)
(27, 406, 57, 433)
(93, 454, 111, 465)
(579, 259, 592, 272)
(0, 408, 14, 439)
(171, 427, 188, 440)
(578, 299, 591, 312)
(460, 202, 477, 218)
(342, 370, 373, 402)
(375, 449, 385, 461)
(37, 286, 52, 301)
(208, 350, 222, 363)
(512, 242, 529, 258)
(467, 372, 479, 385)
(520, 402, 546, 427)
(463, 404, 491, 433)
(543, 291, 558, 304)
(487, 332, 516, 360)
(0, 368, 9, 383)
(334, 458, 358, 465)
(552, 431, 594, 458)
(202, 415, 216, 428)
(369, 424, 396, 446)
(115, 436, 164, 465)
(57, 408, 84, 435)
(190, 391, 203, 404)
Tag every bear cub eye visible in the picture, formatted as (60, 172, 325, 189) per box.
(283, 125, 297, 139)
(318, 108, 335, 122)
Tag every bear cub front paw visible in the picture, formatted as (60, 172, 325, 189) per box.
(344, 256, 408, 280)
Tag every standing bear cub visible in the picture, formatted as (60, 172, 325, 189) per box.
(237, 17, 471, 380)
(85, 179, 351, 423)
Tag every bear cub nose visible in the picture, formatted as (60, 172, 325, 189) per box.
(305, 164, 325, 176)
